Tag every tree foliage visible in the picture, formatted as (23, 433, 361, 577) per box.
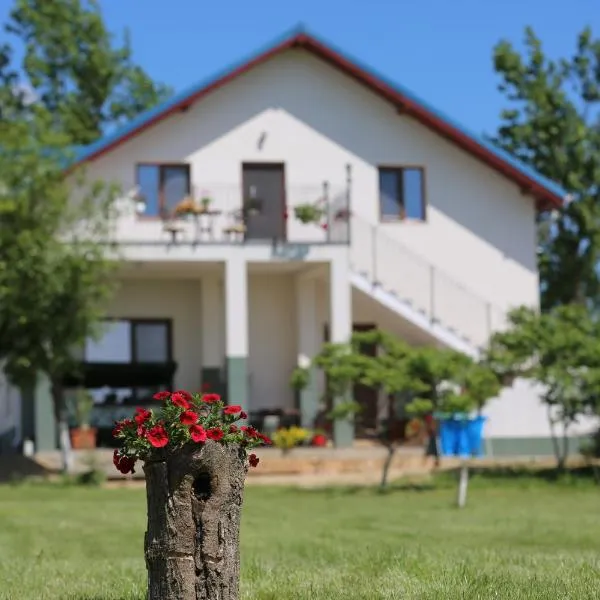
(485, 304, 600, 469)
(493, 27, 600, 309)
(4, 0, 172, 144)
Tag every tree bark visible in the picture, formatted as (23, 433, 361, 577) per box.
(143, 441, 248, 600)
(51, 379, 74, 473)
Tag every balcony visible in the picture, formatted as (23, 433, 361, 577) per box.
(113, 181, 351, 247)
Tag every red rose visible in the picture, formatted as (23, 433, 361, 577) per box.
(311, 434, 327, 447)
(202, 393, 221, 404)
(207, 427, 224, 441)
(146, 425, 169, 448)
(240, 411, 247, 420)
(175, 390, 193, 402)
(229, 424, 238, 433)
(189, 424, 207, 443)
(179, 410, 198, 425)
(170, 392, 190, 409)
(134, 407, 152, 425)
(223, 405, 242, 415)
(248, 453, 259, 468)
(153, 391, 171, 401)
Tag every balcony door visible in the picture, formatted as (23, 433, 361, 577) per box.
(242, 163, 286, 241)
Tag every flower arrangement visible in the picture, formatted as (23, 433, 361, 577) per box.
(173, 197, 199, 216)
(294, 202, 325, 225)
(112, 390, 271, 474)
(272, 425, 311, 453)
(311, 432, 328, 447)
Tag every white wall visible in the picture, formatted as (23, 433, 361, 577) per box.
(108, 274, 297, 413)
(82, 48, 539, 330)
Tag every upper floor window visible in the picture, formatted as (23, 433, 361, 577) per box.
(136, 163, 191, 217)
(378, 167, 425, 221)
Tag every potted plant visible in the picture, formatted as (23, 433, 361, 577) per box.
(70, 389, 97, 450)
(294, 202, 325, 225)
(243, 197, 262, 216)
(173, 197, 198, 218)
(272, 425, 311, 455)
(200, 194, 212, 212)
(112, 391, 271, 599)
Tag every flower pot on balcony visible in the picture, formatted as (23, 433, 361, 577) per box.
(70, 426, 97, 449)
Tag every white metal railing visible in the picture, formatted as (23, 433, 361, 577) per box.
(113, 182, 350, 245)
(350, 215, 507, 348)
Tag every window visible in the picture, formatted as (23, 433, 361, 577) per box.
(136, 163, 191, 217)
(378, 167, 425, 221)
(85, 319, 171, 364)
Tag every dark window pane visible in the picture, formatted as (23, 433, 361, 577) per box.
(134, 323, 169, 363)
(136, 165, 160, 216)
(85, 320, 131, 363)
(379, 170, 401, 218)
(163, 166, 190, 214)
(403, 169, 424, 220)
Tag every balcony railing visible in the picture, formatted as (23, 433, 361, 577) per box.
(114, 182, 351, 245)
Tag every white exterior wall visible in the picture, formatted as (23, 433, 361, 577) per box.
(83, 49, 538, 324)
(77, 48, 561, 444)
(107, 275, 297, 413)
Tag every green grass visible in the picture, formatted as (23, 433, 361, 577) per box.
(0, 477, 599, 599)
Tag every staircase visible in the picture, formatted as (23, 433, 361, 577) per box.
(349, 216, 506, 357)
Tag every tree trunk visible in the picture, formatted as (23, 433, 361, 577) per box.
(51, 379, 73, 473)
(143, 441, 248, 600)
(380, 444, 396, 490)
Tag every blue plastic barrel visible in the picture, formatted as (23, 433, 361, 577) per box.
(438, 415, 487, 457)
(466, 416, 487, 457)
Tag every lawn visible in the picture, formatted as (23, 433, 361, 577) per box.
(0, 477, 599, 599)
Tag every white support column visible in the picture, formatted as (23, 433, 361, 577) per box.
(225, 255, 249, 412)
(200, 275, 224, 394)
(296, 274, 320, 428)
(329, 254, 353, 447)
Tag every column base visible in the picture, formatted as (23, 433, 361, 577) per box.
(333, 418, 354, 448)
(226, 357, 248, 410)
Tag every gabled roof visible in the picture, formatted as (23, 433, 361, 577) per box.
(74, 24, 565, 210)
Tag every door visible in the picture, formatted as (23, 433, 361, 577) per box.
(242, 163, 286, 240)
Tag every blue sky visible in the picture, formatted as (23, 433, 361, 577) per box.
(0, 0, 598, 137)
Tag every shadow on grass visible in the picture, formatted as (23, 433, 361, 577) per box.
(0, 455, 57, 484)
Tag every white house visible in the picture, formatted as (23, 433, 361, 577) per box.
(7, 26, 595, 456)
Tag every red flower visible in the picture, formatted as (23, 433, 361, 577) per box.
(223, 405, 242, 415)
(248, 453, 259, 468)
(229, 424, 239, 433)
(134, 407, 152, 425)
(207, 427, 224, 441)
(146, 425, 169, 448)
(113, 450, 136, 474)
(136, 425, 146, 437)
(202, 393, 221, 404)
(170, 392, 190, 409)
(311, 434, 327, 447)
(259, 433, 273, 446)
(240, 411, 247, 420)
(179, 410, 198, 425)
(189, 424, 207, 443)
(153, 391, 171, 401)
(241, 426, 258, 438)
(321, 223, 328, 230)
(174, 390, 193, 402)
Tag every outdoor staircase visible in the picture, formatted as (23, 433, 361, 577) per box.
(349, 215, 506, 358)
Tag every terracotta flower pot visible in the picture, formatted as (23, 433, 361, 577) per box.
(70, 427, 97, 450)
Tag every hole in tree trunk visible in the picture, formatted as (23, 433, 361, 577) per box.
(193, 472, 212, 501)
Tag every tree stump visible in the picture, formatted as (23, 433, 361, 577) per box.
(143, 441, 248, 600)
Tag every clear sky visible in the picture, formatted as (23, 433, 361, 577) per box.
(1, 0, 598, 137)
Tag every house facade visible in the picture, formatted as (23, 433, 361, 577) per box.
(9, 26, 596, 456)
